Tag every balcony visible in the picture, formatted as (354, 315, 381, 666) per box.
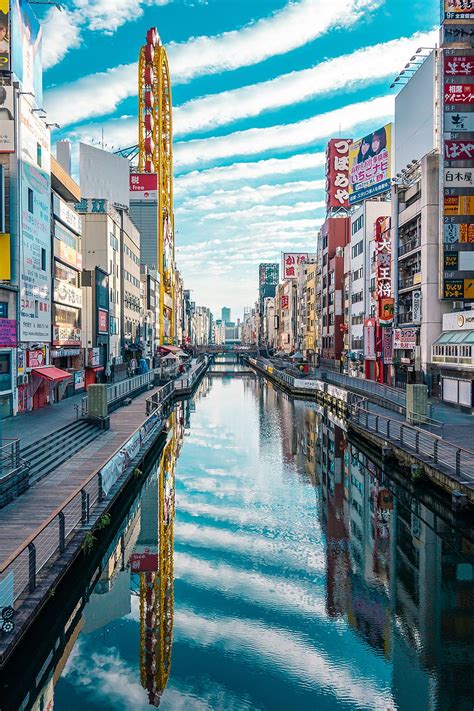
(399, 237, 421, 257)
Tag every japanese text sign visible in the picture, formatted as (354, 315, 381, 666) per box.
(444, 83, 474, 104)
(374, 216, 393, 323)
(349, 124, 392, 204)
(325, 138, 352, 209)
(282, 252, 308, 280)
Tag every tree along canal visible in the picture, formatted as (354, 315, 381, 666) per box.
(1, 356, 473, 710)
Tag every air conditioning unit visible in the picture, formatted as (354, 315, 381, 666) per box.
(17, 374, 29, 386)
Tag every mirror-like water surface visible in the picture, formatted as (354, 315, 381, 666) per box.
(6, 358, 474, 710)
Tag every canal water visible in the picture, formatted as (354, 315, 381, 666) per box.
(8, 358, 474, 710)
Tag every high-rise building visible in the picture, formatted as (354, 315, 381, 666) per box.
(258, 263, 279, 345)
(221, 307, 231, 324)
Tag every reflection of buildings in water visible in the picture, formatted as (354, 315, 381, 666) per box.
(317, 415, 350, 618)
(139, 415, 176, 707)
(335, 435, 474, 710)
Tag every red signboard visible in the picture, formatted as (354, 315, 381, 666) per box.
(26, 350, 45, 368)
(98, 308, 108, 334)
(326, 138, 351, 209)
(444, 55, 474, 76)
(129, 173, 158, 201)
(0, 318, 16, 347)
(281, 294, 289, 310)
(130, 552, 158, 572)
(444, 83, 474, 104)
(445, 139, 474, 160)
(374, 217, 393, 325)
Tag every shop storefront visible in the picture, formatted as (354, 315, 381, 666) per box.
(431, 310, 474, 410)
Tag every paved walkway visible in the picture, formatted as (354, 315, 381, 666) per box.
(1, 393, 84, 449)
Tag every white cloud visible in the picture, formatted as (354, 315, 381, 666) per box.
(174, 95, 393, 168)
(204, 201, 325, 221)
(42, 8, 80, 70)
(173, 610, 395, 710)
(177, 179, 325, 212)
(174, 29, 437, 135)
(174, 153, 326, 195)
(44, 0, 382, 124)
(168, 0, 383, 84)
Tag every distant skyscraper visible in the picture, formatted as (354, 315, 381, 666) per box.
(258, 263, 279, 314)
(221, 307, 231, 323)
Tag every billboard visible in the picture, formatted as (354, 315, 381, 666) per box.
(11, 0, 42, 106)
(349, 123, 392, 204)
(129, 172, 158, 201)
(393, 328, 417, 350)
(19, 97, 51, 341)
(445, 139, 474, 159)
(363, 318, 376, 360)
(79, 142, 130, 208)
(0, 85, 14, 152)
(0, 1, 9, 71)
(444, 0, 474, 19)
(282, 252, 309, 279)
(325, 138, 351, 209)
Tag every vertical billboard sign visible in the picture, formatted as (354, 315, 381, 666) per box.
(442, 5, 474, 302)
(363, 318, 376, 360)
(0, 85, 15, 152)
(19, 97, 51, 341)
(348, 124, 392, 204)
(325, 138, 351, 210)
(374, 216, 394, 325)
(11, 0, 42, 105)
(0, 0, 10, 71)
(129, 172, 158, 201)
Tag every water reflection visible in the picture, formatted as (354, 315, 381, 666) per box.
(7, 358, 474, 711)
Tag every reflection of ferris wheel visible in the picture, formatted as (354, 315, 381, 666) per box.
(138, 27, 175, 342)
(139, 419, 176, 706)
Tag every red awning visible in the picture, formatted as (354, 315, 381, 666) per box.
(86, 365, 104, 372)
(31, 366, 72, 382)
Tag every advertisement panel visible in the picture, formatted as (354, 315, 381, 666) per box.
(0, 231, 10, 279)
(26, 349, 44, 368)
(282, 252, 308, 279)
(0, 86, 14, 152)
(11, 0, 42, 105)
(444, 83, 474, 103)
(53, 280, 82, 309)
(444, 111, 474, 132)
(444, 168, 474, 188)
(98, 308, 108, 334)
(444, 194, 474, 214)
(444, 54, 474, 76)
(0, 318, 16, 346)
(52, 194, 81, 235)
(444, 0, 474, 19)
(129, 172, 158, 201)
(19, 97, 51, 341)
(0, 1, 9, 71)
(52, 325, 81, 346)
(325, 138, 351, 209)
(382, 328, 393, 364)
(412, 290, 421, 323)
(54, 222, 82, 270)
(74, 369, 85, 391)
(445, 139, 474, 160)
(87, 347, 100, 367)
(363, 318, 376, 360)
(130, 551, 159, 573)
(393, 328, 417, 350)
(374, 217, 393, 324)
(444, 222, 474, 242)
(349, 123, 392, 204)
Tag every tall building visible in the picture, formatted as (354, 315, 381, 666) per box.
(221, 306, 231, 324)
(258, 263, 279, 344)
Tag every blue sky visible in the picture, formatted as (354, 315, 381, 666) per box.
(41, 0, 439, 318)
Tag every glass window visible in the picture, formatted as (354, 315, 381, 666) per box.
(28, 188, 34, 213)
(0, 393, 12, 419)
(41, 248, 46, 271)
(0, 352, 11, 391)
(37, 142, 42, 167)
(0, 301, 7, 318)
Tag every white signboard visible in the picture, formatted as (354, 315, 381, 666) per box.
(393, 328, 417, 349)
(412, 290, 421, 323)
(53, 194, 82, 235)
(0, 86, 15, 153)
(53, 280, 82, 308)
(445, 111, 474, 133)
(19, 98, 51, 341)
(444, 168, 474, 188)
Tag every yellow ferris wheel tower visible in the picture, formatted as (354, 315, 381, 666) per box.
(138, 27, 175, 345)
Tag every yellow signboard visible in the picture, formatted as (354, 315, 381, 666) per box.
(0, 232, 10, 280)
(464, 279, 474, 299)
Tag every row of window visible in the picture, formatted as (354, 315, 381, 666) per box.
(109, 233, 119, 252)
(433, 344, 472, 359)
(351, 291, 363, 304)
(124, 270, 140, 288)
(124, 291, 140, 312)
(352, 267, 363, 281)
(351, 240, 363, 259)
(351, 214, 364, 235)
(123, 243, 140, 265)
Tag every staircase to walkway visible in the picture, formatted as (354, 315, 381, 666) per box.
(20, 419, 103, 485)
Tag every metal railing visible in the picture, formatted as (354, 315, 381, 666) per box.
(145, 357, 209, 415)
(322, 370, 407, 409)
(0, 440, 21, 481)
(82, 370, 155, 415)
(350, 406, 474, 484)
